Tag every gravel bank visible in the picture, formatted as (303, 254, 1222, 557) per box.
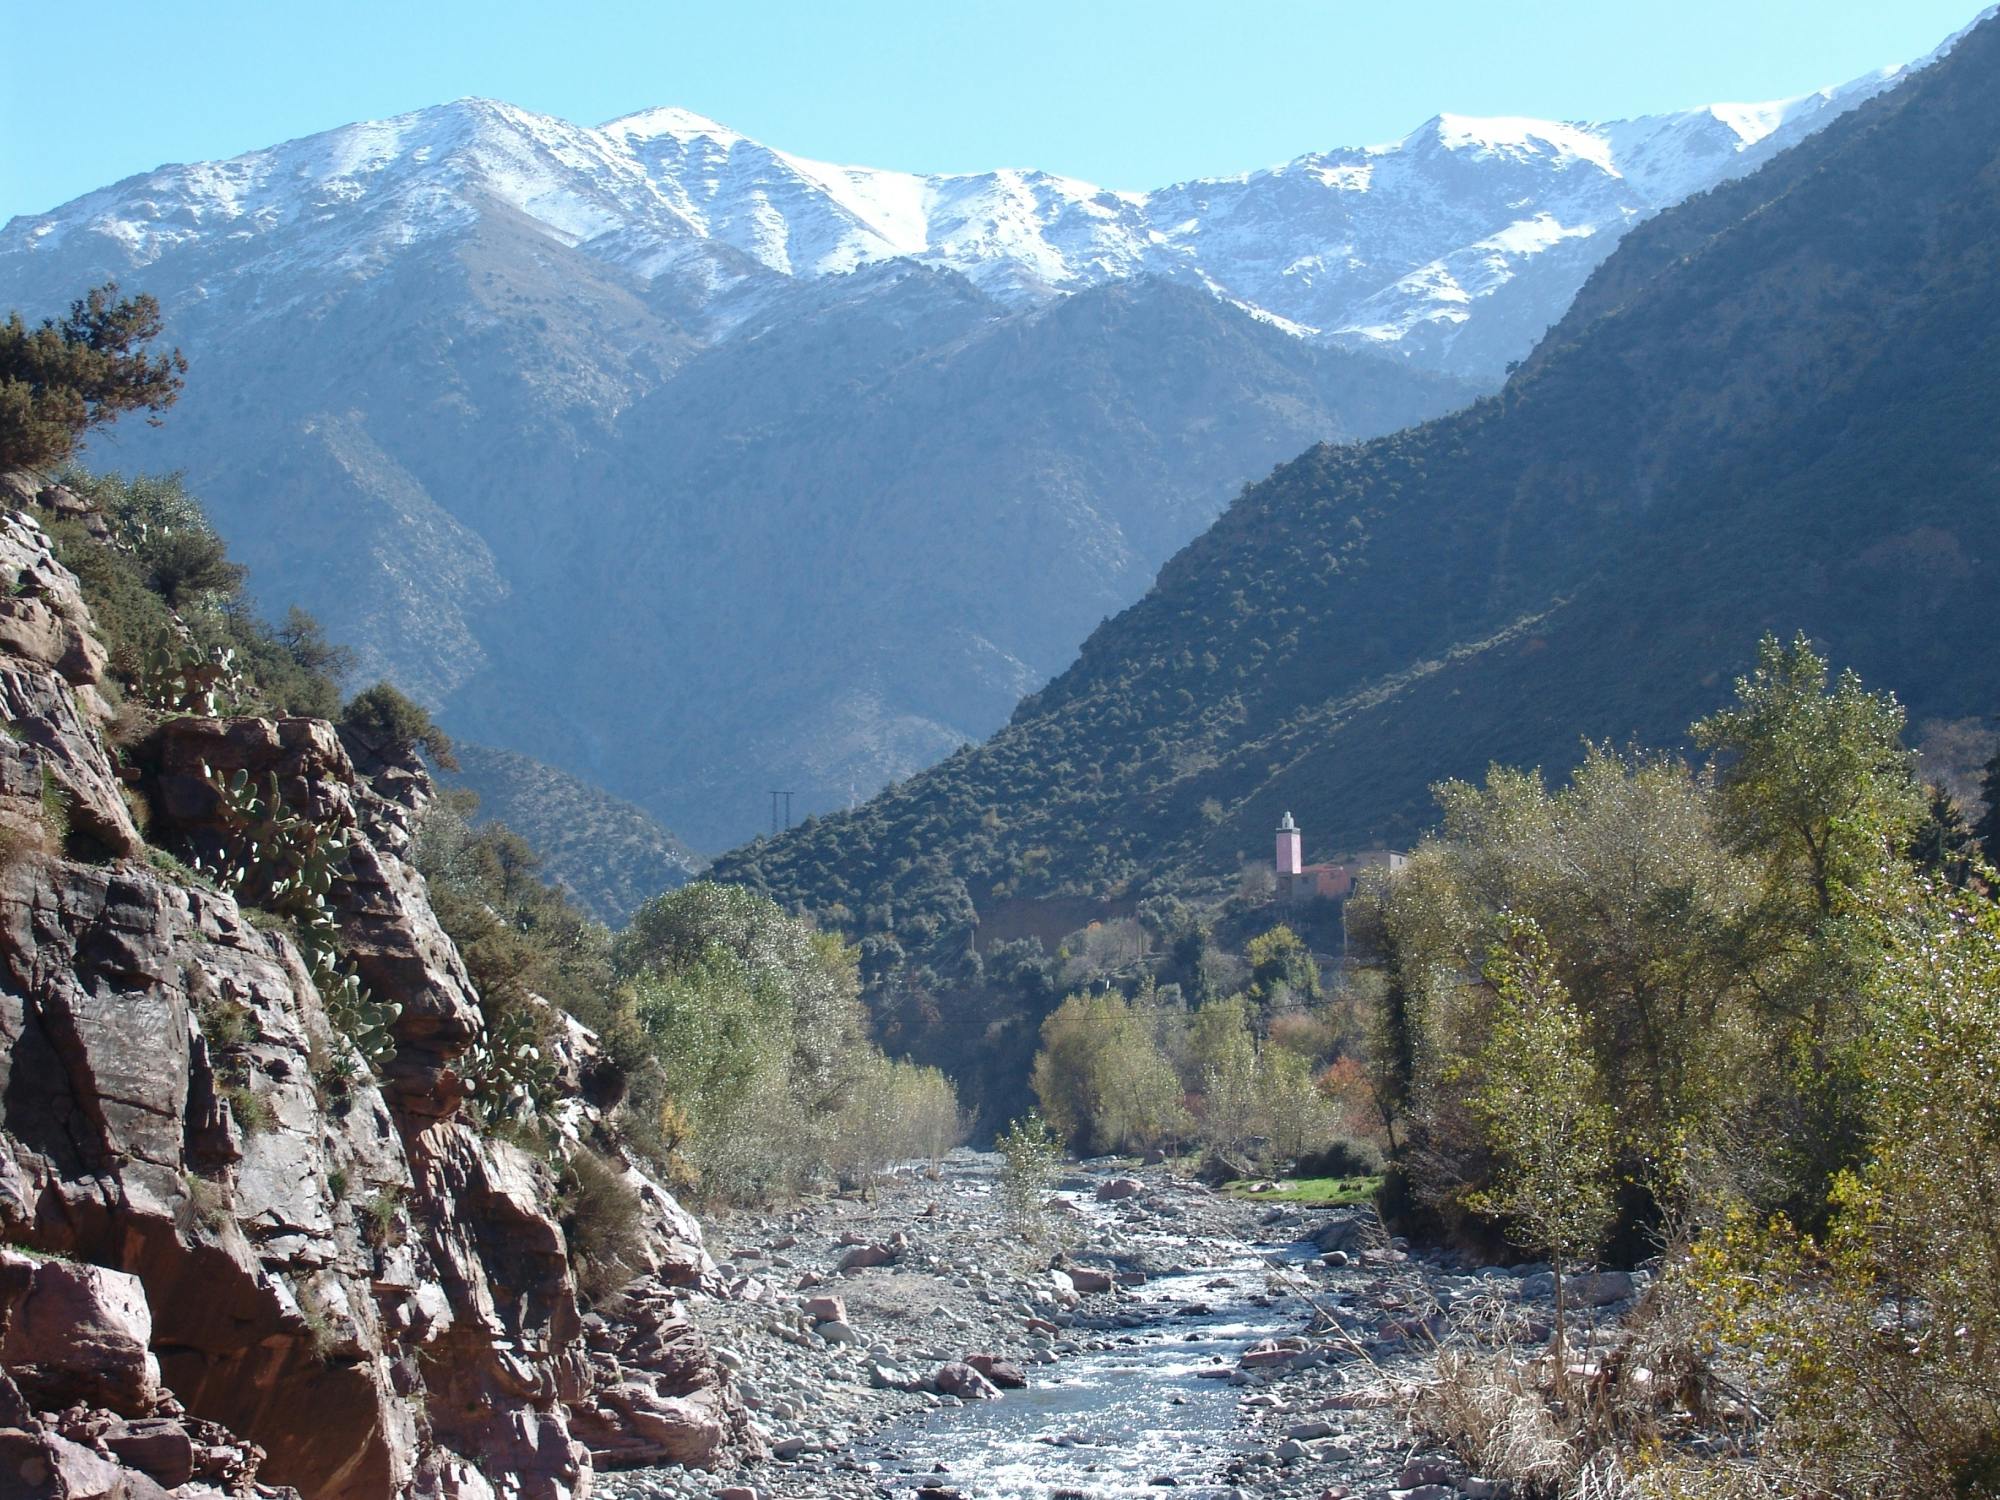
(600, 1152, 1645, 1500)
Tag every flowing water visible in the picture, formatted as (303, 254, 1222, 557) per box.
(863, 1190, 1315, 1499)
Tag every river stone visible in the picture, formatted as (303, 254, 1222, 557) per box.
(836, 1243, 896, 1274)
(930, 1361, 1000, 1400)
(1399, 1458, 1452, 1486)
(966, 1353, 1027, 1389)
(801, 1294, 847, 1325)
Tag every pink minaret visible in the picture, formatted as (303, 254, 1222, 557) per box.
(1276, 811, 1303, 877)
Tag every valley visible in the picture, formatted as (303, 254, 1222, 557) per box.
(0, 7, 1996, 1500)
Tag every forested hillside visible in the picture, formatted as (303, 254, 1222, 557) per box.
(8, 40, 1945, 851)
(715, 14, 2000, 1013)
(447, 741, 701, 924)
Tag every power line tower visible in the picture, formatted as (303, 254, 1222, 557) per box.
(767, 790, 795, 835)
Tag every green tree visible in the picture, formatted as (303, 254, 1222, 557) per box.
(1464, 916, 1615, 1379)
(1907, 782, 1976, 885)
(1695, 634, 1924, 1214)
(997, 1111, 1062, 1244)
(0, 284, 186, 471)
(340, 682, 459, 770)
(1693, 633, 1921, 943)
(1029, 991, 1186, 1154)
(1246, 923, 1320, 1006)
(1976, 741, 2000, 867)
(1687, 881, 2000, 1498)
(1184, 994, 1261, 1158)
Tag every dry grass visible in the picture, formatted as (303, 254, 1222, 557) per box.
(1416, 1345, 1581, 1490)
(1408, 1263, 1768, 1500)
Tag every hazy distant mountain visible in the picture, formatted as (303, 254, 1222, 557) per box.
(0, 23, 1968, 845)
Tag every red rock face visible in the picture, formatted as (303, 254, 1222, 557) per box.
(0, 490, 753, 1498)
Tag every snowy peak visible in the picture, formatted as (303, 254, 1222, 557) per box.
(1, 15, 1973, 381)
(1410, 113, 1619, 171)
(599, 105, 745, 144)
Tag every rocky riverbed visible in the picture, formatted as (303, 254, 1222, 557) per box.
(600, 1153, 1649, 1500)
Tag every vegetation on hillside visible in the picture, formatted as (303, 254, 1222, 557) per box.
(445, 742, 700, 926)
(35, 467, 348, 721)
(711, 17, 2000, 1108)
(412, 796, 964, 1202)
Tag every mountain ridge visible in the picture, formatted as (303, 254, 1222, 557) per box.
(709, 8, 2000, 1002)
(5, 37, 1957, 382)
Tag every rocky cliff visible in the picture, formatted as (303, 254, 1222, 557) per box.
(0, 479, 751, 1498)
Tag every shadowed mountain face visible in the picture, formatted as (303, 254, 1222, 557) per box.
(2, 45, 1950, 849)
(0, 198, 1469, 848)
(7, 247, 1472, 846)
(712, 15, 2000, 981)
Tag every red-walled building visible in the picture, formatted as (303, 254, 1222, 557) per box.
(1274, 811, 1405, 904)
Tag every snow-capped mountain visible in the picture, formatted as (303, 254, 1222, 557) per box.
(3, 22, 1965, 383)
(0, 14, 1978, 857)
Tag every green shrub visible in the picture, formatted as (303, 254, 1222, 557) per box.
(997, 1111, 1062, 1243)
(559, 1149, 645, 1302)
(0, 284, 185, 471)
(37, 467, 345, 718)
(1295, 1136, 1384, 1179)
(225, 1084, 272, 1135)
(339, 682, 458, 770)
(359, 1189, 402, 1249)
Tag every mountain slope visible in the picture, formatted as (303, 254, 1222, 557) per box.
(0, 27, 1964, 847)
(711, 13, 2000, 990)
(446, 743, 702, 925)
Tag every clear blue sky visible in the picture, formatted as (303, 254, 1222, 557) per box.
(1, 0, 1985, 222)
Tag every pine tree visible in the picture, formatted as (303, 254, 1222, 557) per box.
(0, 283, 186, 471)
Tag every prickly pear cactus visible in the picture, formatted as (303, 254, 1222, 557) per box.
(139, 634, 240, 715)
(191, 762, 403, 1068)
(461, 1001, 560, 1128)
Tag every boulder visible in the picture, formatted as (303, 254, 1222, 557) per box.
(1067, 1267, 1114, 1295)
(1309, 1214, 1370, 1254)
(1095, 1177, 1144, 1201)
(565, 1275, 757, 1471)
(1570, 1270, 1637, 1307)
(929, 1361, 1001, 1400)
(867, 1359, 922, 1392)
(836, 1242, 897, 1274)
(965, 1353, 1028, 1389)
(0, 1252, 160, 1416)
(1239, 1338, 1309, 1369)
(100, 1419, 195, 1488)
(801, 1294, 847, 1325)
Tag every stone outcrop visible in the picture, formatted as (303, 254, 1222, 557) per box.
(0, 495, 751, 1497)
(0, 1249, 284, 1497)
(568, 1278, 749, 1470)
